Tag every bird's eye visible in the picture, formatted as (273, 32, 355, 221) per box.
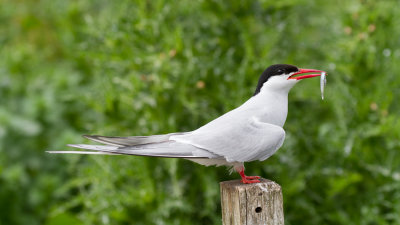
(277, 69, 284, 74)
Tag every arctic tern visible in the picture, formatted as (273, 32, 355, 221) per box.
(48, 64, 326, 184)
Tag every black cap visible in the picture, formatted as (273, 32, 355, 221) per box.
(254, 64, 299, 95)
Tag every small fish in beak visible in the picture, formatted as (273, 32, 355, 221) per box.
(320, 72, 327, 100)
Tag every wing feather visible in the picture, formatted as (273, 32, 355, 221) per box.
(170, 117, 285, 162)
(83, 132, 189, 147)
(48, 141, 218, 159)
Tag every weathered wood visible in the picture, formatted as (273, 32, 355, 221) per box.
(220, 179, 284, 225)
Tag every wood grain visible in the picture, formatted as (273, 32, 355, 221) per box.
(220, 179, 284, 225)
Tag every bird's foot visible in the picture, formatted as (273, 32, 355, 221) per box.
(241, 176, 261, 184)
(244, 175, 261, 180)
(237, 167, 261, 184)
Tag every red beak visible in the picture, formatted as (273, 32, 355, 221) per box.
(288, 68, 326, 80)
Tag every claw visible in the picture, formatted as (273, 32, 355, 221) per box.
(245, 176, 261, 180)
(241, 178, 261, 184)
(237, 167, 261, 184)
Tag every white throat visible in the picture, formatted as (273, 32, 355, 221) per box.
(248, 77, 298, 127)
(259, 75, 298, 93)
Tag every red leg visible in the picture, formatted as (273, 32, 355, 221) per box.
(237, 167, 261, 184)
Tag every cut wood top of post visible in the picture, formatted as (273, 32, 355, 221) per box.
(220, 178, 282, 191)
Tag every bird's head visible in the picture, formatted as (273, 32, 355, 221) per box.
(254, 64, 326, 95)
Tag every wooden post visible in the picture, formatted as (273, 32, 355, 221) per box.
(220, 179, 284, 225)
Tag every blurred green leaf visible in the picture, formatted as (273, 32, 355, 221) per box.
(45, 213, 84, 225)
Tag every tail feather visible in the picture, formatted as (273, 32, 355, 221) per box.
(47, 151, 120, 155)
(48, 141, 214, 159)
(83, 132, 188, 147)
(67, 144, 118, 151)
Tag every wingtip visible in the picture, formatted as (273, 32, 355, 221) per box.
(46, 150, 74, 154)
(82, 134, 97, 139)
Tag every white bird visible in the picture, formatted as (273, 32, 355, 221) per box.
(48, 64, 325, 184)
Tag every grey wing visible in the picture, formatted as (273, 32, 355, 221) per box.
(48, 131, 221, 158)
(82, 132, 189, 147)
(170, 117, 285, 162)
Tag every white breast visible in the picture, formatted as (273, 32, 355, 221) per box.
(237, 89, 289, 127)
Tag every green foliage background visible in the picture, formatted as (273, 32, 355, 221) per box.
(1, 0, 400, 224)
